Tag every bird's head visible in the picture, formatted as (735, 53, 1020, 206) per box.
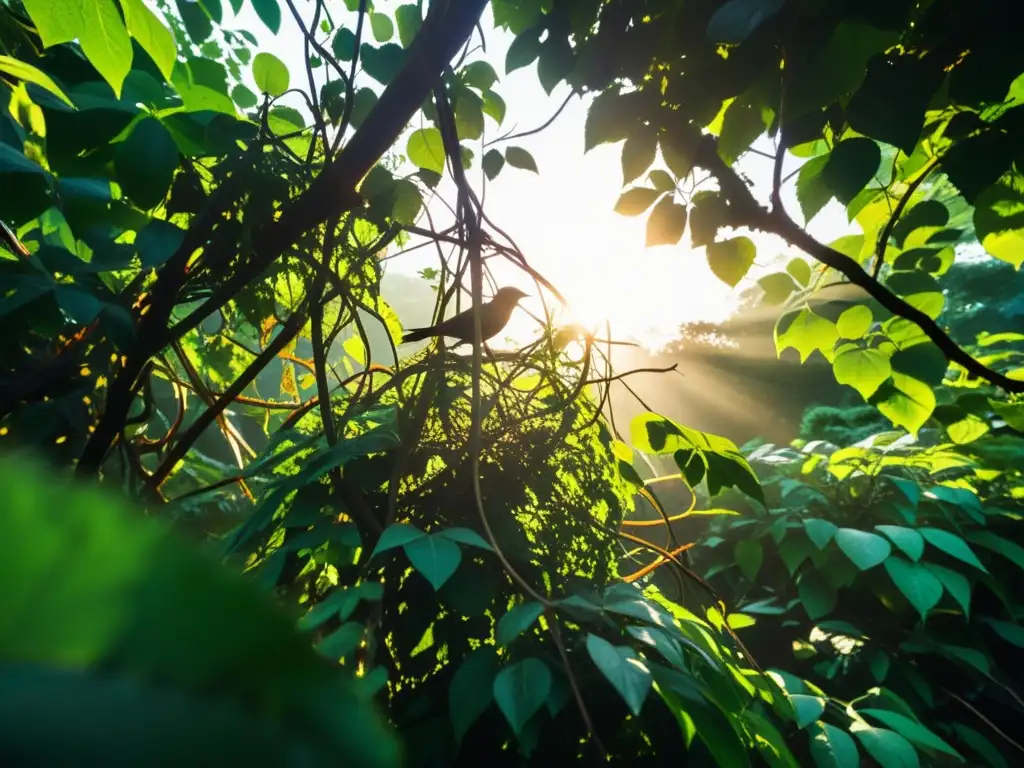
(492, 286, 528, 305)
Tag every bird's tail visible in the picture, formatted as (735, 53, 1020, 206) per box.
(401, 327, 431, 344)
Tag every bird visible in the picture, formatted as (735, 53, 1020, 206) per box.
(401, 286, 528, 345)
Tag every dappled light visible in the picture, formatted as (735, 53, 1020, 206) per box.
(2, 0, 1024, 765)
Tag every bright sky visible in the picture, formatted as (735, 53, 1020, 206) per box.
(226, 3, 856, 350)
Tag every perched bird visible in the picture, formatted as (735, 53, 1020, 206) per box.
(401, 286, 528, 345)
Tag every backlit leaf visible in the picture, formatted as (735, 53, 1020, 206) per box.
(615, 188, 661, 217)
(407, 128, 446, 174)
(253, 52, 289, 96)
(505, 146, 538, 173)
(645, 197, 687, 247)
(81, 0, 134, 97)
(707, 236, 756, 287)
(833, 348, 891, 399)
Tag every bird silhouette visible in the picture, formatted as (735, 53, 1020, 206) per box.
(401, 286, 528, 345)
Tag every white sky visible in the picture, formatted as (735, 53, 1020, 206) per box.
(224, 2, 856, 350)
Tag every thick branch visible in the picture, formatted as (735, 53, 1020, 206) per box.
(691, 134, 1024, 394)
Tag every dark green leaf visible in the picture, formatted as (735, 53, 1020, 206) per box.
(718, 100, 768, 165)
(586, 634, 652, 716)
(791, 694, 826, 729)
(808, 722, 859, 768)
(884, 557, 943, 620)
(689, 192, 729, 247)
(835, 528, 891, 570)
(505, 146, 537, 173)
(804, 518, 838, 549)
(360, 44, 405, 85)
(875, 526, 924, 561)
(370, 523, 424, 557)
(952, 724, 1009, 768)
(586, 89, 633, 152)
(734, 539, 763, 581)
(136, 219, 185, 269)
(449, 648, 498, 744)
(798, 571, 836, 620)
(919, 528, 987, 572)
(115, 117, 179, 209)
(403, 535, 462, 590)
(823, 139, 881, 205)
(852, 724, 920, 768)
(645, 197, 687, 247)
(942, 130, 1014, 203)
(891, 200, 949, 247)
(482, 89, 506, 124)
(333, 28, 356, 61)
(706, 0, 783, 44)
(251, 0, 281, 34)
(462, 61, 498, 91)
(175, 0, 212, 44)
(860, 710, 961, 760)
(846, 53, 944, 153)
(506, 27, 542, 74)
(493, 658, 551, 735)
(496, 602, 544, 646)
(483, 149, 504, 180)
(622, 126, 658, 185)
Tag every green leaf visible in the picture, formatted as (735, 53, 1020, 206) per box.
(798, 571, 836, 620)
(505, 146, 538, 173)
(506, 27, 542, 74)
(175, 0, 212, 43)
(454, 88, 484, 140)
(877, 372, 936, 434)
(649, 170, 676, 192)
(982, 618, 1024, 648)
(836, 306, 873, 339)
(707, 236, 756, 287)
(809, 722, 859, 768)
(332, 28, 356, 61)
(315, 622, 363, 660)
(0, 55, 74, 108)
(835, 528, 891, 571)
(788, 258, 812, 286)
(952, 724, 1009, 768)
(252, 52, 289, 96)
(615, 188, 661, 217)
(776, 308, 839, 363)
(645, 197, 687, 247)
(80, 0, 134, 98)
(706, 0, 784, 44)
(22, 0, 83, 47)
(940, 130, 1013, 204)
(924, 562, 971, 617)
(370, 523, 424, 557)
(804, 518, 838, 549)
(823, 139, 881, 205)
(734, 539, 763, 581)
(114, 117, 179, 209)
(116, 2, 174, 81)
(846, 54, 943, 154)
(403, 535, 462, 590)
(884, 557, 943, 620)
(493, 658, 551, 735)
(796, 154, 832, 224)
(395, 4, 421, 48)
(251, 0, 281, 33)
(919, 528, 987, 572)
(482, 149, 505, 181)
(449, 647, 498, 744)
(436, 527, 492, 551)
(759, 272, 799, 305)
(833, 348, 891, 399)
(851, 723, 920, 768)
(586, 634, 652, 716)
(0, 454, 399, 766)
(136, 220, 185, 268)
(482, 89, 506, 124)
(232, 84, 258, 108)
(791, 694, 826, 729)
(860, 710, 962, 760)
(660, 130, 697, 179)
(973, 181, 1024, 269)
(462, 61, 498, 91)
(891, 201, 950, 248)
(407, 128, 446, 174)
(496, 602, 545, 646)
(369, 12, 394, 42)
(622, 127, 658, 185)
(360, 43, 405, 85)
(875, 526, 924, 561)
(718, 100, 769, 165)
(626, 626, 687, 670)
